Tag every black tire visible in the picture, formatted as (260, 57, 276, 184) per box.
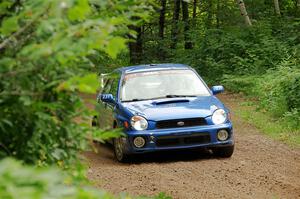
(113, 138, 130, 163)
(213, 145, 234, 158)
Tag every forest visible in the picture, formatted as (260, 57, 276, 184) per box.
(0, 0, 299, 198)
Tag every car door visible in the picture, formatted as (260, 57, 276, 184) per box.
(97, 72, 120, 129)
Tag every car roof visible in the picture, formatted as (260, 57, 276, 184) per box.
(116, 63, 191, 74)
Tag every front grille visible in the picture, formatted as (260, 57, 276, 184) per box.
(156, 133, 211, 147)
(156, 118, 207, 129)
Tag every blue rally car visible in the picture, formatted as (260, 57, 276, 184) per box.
(94, 64, 234, 162)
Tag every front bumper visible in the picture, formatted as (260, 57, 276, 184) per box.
(121, 122, 234, 154)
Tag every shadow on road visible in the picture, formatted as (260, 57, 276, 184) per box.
(92, 142, 216, 164)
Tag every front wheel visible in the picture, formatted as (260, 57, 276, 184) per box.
(213, 145, 234, 158)
(113, 138, 130, 163)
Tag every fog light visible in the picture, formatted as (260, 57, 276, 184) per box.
(133, 136, 146, 148)
(217, 130, 229, 141)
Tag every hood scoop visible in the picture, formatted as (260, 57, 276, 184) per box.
(153, 99, 190, 105)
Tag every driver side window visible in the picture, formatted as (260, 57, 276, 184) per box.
(102, 78, 113, 94)
(110, 79, 119, 99)
(101, 72, 120, 98)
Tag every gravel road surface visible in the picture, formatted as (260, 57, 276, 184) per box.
(84, 94, 300, 199)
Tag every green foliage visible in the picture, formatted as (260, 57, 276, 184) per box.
(223, 64, 300, 129)
(0, 158, 171, 199)
(0, 0, 153, 165)
(0, 158, 111, 199)
(172, 21, 296, 80)
(58, 74, 99, 94)
(0, 16, 19, 35)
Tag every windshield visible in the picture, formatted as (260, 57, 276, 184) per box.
(120, 69, 211, 102)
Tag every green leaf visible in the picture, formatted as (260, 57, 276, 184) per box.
(1, 119, 13, 127)
(57, 73, 99, 94)
(19, 96, 32, 106)
(92, 129, 124, 143)
(106, 37, 127, 59)
(0, 16, 19, 36)
(0, 1, 13, 15)
(68, 0, 91, 21)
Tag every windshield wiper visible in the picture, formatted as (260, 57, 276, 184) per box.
(165, 95, 198, 98)
(122, 95, 198, 102)
(121, 98, 147, 102)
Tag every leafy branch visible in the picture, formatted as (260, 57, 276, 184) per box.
(0, 5, 50, 51)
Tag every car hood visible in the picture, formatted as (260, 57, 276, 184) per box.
(122, 96, 225, 121)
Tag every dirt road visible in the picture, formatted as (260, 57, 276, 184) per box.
(84, 94, 300, 199)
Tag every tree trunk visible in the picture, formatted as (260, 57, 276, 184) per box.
(274, 0, 281, 15)
(182, 0, 193, 49)
(159, 0, 167, 39)
(192, 0, 197, 27)
(171, 0, 181, 49)
(206, 0, 213, 28)
(217, 0, 220, 28)
(237, 0, 252, 26)
(193, 0, 197, 19)
(129, 26, 143, 64)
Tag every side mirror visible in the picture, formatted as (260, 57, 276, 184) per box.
(211, 85, 224, 95)
(98, 93, 116, 105)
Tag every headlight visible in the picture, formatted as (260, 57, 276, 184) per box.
(212, 109, 227, 125)
(130, 115, 148, 130)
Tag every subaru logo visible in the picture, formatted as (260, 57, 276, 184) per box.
(177, 121, 185, 126)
